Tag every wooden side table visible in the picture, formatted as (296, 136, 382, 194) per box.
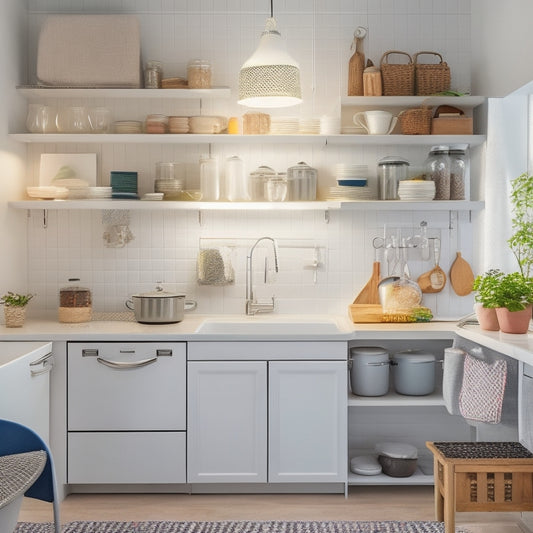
(427, 441, 533, 533)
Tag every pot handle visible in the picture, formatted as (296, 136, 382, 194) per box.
(185, 299, 197, 311)
(125, 299, 134, 311)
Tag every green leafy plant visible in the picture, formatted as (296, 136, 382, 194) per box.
(473, 269, 533, 311)
(0, 292, 34, 307)
(508, 172, 533, 279)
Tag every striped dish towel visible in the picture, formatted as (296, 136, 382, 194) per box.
(459, 352, 507, 424)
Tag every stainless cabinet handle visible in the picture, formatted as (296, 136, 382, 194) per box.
(96, 356, 157, 369)
(30, 352, 54, 377)
(30, 351, 53, 366)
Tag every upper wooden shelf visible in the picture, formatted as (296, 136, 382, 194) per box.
(341, 95, 485, 108)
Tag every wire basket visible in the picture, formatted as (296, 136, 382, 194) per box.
(380, 50, 415, 96)
(399, 107, 433, 135)
(414, 51, 451, 96)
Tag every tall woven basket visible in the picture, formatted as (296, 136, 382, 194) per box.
(380, 50, 415, 96)
(414, 51, 451, 96)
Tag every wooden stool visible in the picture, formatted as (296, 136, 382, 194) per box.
(427, 441, 533, 533)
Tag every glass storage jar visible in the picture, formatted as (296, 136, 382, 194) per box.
(425, 145, 450, 200)
(58, 278, 92, 323)
(377, 156, 409, 200)
(249, 165, 276, 201)
(449, 145, 468, 200)
(187, 59, 212, 89)
(199, 155, 220, 201)
(144, 60, 162, 88)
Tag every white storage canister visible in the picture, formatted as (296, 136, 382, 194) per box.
(391, 350, 436, 396)
(349, 346, 390, 396)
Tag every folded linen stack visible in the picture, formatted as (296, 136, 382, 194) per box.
(197, 248, 234, 286)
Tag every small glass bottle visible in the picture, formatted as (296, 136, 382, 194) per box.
(144, 60, 162, 89)
(199, 155, 220, 201)
(425, 145, 450, 200)
(449, 145, 468, 200)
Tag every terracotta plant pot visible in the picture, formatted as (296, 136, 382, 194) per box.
(4, 305, 27, 328)
(474, 303, 499, 331)
(495, 305, 532, 334)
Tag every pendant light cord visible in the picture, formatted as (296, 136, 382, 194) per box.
(270, 0, 274, 18)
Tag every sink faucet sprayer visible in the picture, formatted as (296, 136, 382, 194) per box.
(245, 237, 279, 315)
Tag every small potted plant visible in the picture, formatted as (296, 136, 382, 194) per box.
(472, 268, 502, 331)
(0, 292, 34, 328)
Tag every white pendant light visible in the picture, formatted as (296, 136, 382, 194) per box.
(238, 1, 302, 108)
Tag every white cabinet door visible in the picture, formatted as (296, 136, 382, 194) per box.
(187, 361, 268, 483)
(269, 360, 347, 483)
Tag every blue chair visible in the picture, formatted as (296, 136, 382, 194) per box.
(0, 419, 61, 533)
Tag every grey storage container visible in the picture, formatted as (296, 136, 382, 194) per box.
(349, 346, 390, 396)
(391, 350, 436, 396)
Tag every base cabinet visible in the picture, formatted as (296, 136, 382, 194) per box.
(187, 355, 347, 484)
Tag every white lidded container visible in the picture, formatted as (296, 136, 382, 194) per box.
(349, 346, 390, 396)
(391, 350, 436, 396)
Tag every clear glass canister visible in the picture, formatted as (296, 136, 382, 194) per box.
(58, 278, 92, 323)
(377, 156, 409, 200)
(225, 155, 249, 201)
(144, 60, 162, 89)
(449, 145, 468, 200)
(286, 161, 317, 201)
(199, 155, 220, 201)
(249, 165, 276, 201)
(187, 59, 212, 89)
(425, 145, 450, 200)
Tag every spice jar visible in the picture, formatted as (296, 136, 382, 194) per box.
(58, 278, 92, 323)
(425, 145, 450, 200)
(144, 60, 162, 89)
(187, 59, 212, 89)
(449, 145, 468, 200)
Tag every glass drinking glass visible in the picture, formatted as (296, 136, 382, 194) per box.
(56, 106, 91, 133)
(26, 104, 57, 133)
(88, 107, 111, 133)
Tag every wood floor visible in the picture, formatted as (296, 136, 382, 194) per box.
(18, 487, 531, 533)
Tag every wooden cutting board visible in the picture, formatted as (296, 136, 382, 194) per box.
(353, 261, 381, 304)
(449, 251, 475, 296)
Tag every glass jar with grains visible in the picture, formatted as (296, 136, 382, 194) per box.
(187, 59, 212, 89)
(58, 278, 92, 323)
(449, 145, 468, 200)
(425, 145, 450, 200)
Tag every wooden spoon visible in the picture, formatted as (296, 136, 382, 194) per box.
(449, 251, 475, 296)
(353, 261, 381, 304)
(417, 238, 446, 293)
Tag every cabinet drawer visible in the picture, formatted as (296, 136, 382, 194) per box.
(68, 431, 186, 484)
(68, 342, 186, 431)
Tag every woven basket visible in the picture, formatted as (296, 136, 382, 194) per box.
(380, 50, 415, 96)
(4, 305, 26, 327)
(399, 107, 433, 135)
(414, 51, 451, 96)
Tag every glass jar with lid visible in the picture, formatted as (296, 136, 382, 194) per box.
(449, 144, 468, 200)
(187, 59, 212, 89)
(425, 145, 450, 200)
(144, 60, 162, 89)
(58, 278, 92, 323)
(249, 165, 276, 201)
(377, 156, 409, 200)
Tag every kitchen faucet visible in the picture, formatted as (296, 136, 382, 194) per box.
(245, 236, 279, 315)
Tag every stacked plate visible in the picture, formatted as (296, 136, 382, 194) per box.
(269, 116, 299, 134)
(50, 178, 90, 199)
(335, 164, 368, 187)
(88, 187, 112, 199)
(26, 186, 69, 200)
(168, 116, 189, 134)
(326, 185, 376, 201)
(299, 117, 320, 134)
(155, 178, 184, 200)
(398, 179, 436, 201)
(113, 120, 143, 134)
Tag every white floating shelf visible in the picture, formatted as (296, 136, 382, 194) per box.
(17, 86, 232, 99)
(347, 390, 445, 407)
(347, 467, 433, 486)
(9, 199, 485, 211)
(341, 95, 486, 108)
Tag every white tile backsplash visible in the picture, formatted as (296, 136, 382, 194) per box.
(23, 0, 477, 320)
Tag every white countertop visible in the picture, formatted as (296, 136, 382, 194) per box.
(0, 314, 530, 364)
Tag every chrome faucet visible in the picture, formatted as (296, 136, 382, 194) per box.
(245, 236, 279, 315)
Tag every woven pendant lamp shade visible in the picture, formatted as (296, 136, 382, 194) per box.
(238, 17, 302, 108)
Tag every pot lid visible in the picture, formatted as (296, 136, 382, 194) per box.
(350, 346, 388, 356)
(131, 282, 185, 299)
(375, 442, 418, 459)
(392, 350, 435, 363)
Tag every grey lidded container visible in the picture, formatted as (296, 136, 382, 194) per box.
(349, 346, 390, 396)
(391, 350, 436, 396)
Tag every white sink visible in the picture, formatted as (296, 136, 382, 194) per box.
(195, 319, 343, 335)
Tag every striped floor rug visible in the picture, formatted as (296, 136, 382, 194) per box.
(14, 520, 471, 533)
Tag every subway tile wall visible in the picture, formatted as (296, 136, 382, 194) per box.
(24, 0, 476, 319)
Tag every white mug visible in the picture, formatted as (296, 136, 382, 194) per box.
(353, 110, 397, 135)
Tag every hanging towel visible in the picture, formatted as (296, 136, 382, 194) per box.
(459, 348, 507, 424)
(197, 248, 234, 286)
(442, 347, 466, 416)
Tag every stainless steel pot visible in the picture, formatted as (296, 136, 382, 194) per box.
(125, 283, 197, 324)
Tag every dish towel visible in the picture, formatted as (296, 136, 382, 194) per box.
(459, 348, 507, 424)
(197, 248, 234, 286)
(442, 347, 466, 415)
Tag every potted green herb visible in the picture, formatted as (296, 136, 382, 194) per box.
(472, 269, 502, 331)
(473, 270, 533, 333)
(0, 292, 34, 328)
